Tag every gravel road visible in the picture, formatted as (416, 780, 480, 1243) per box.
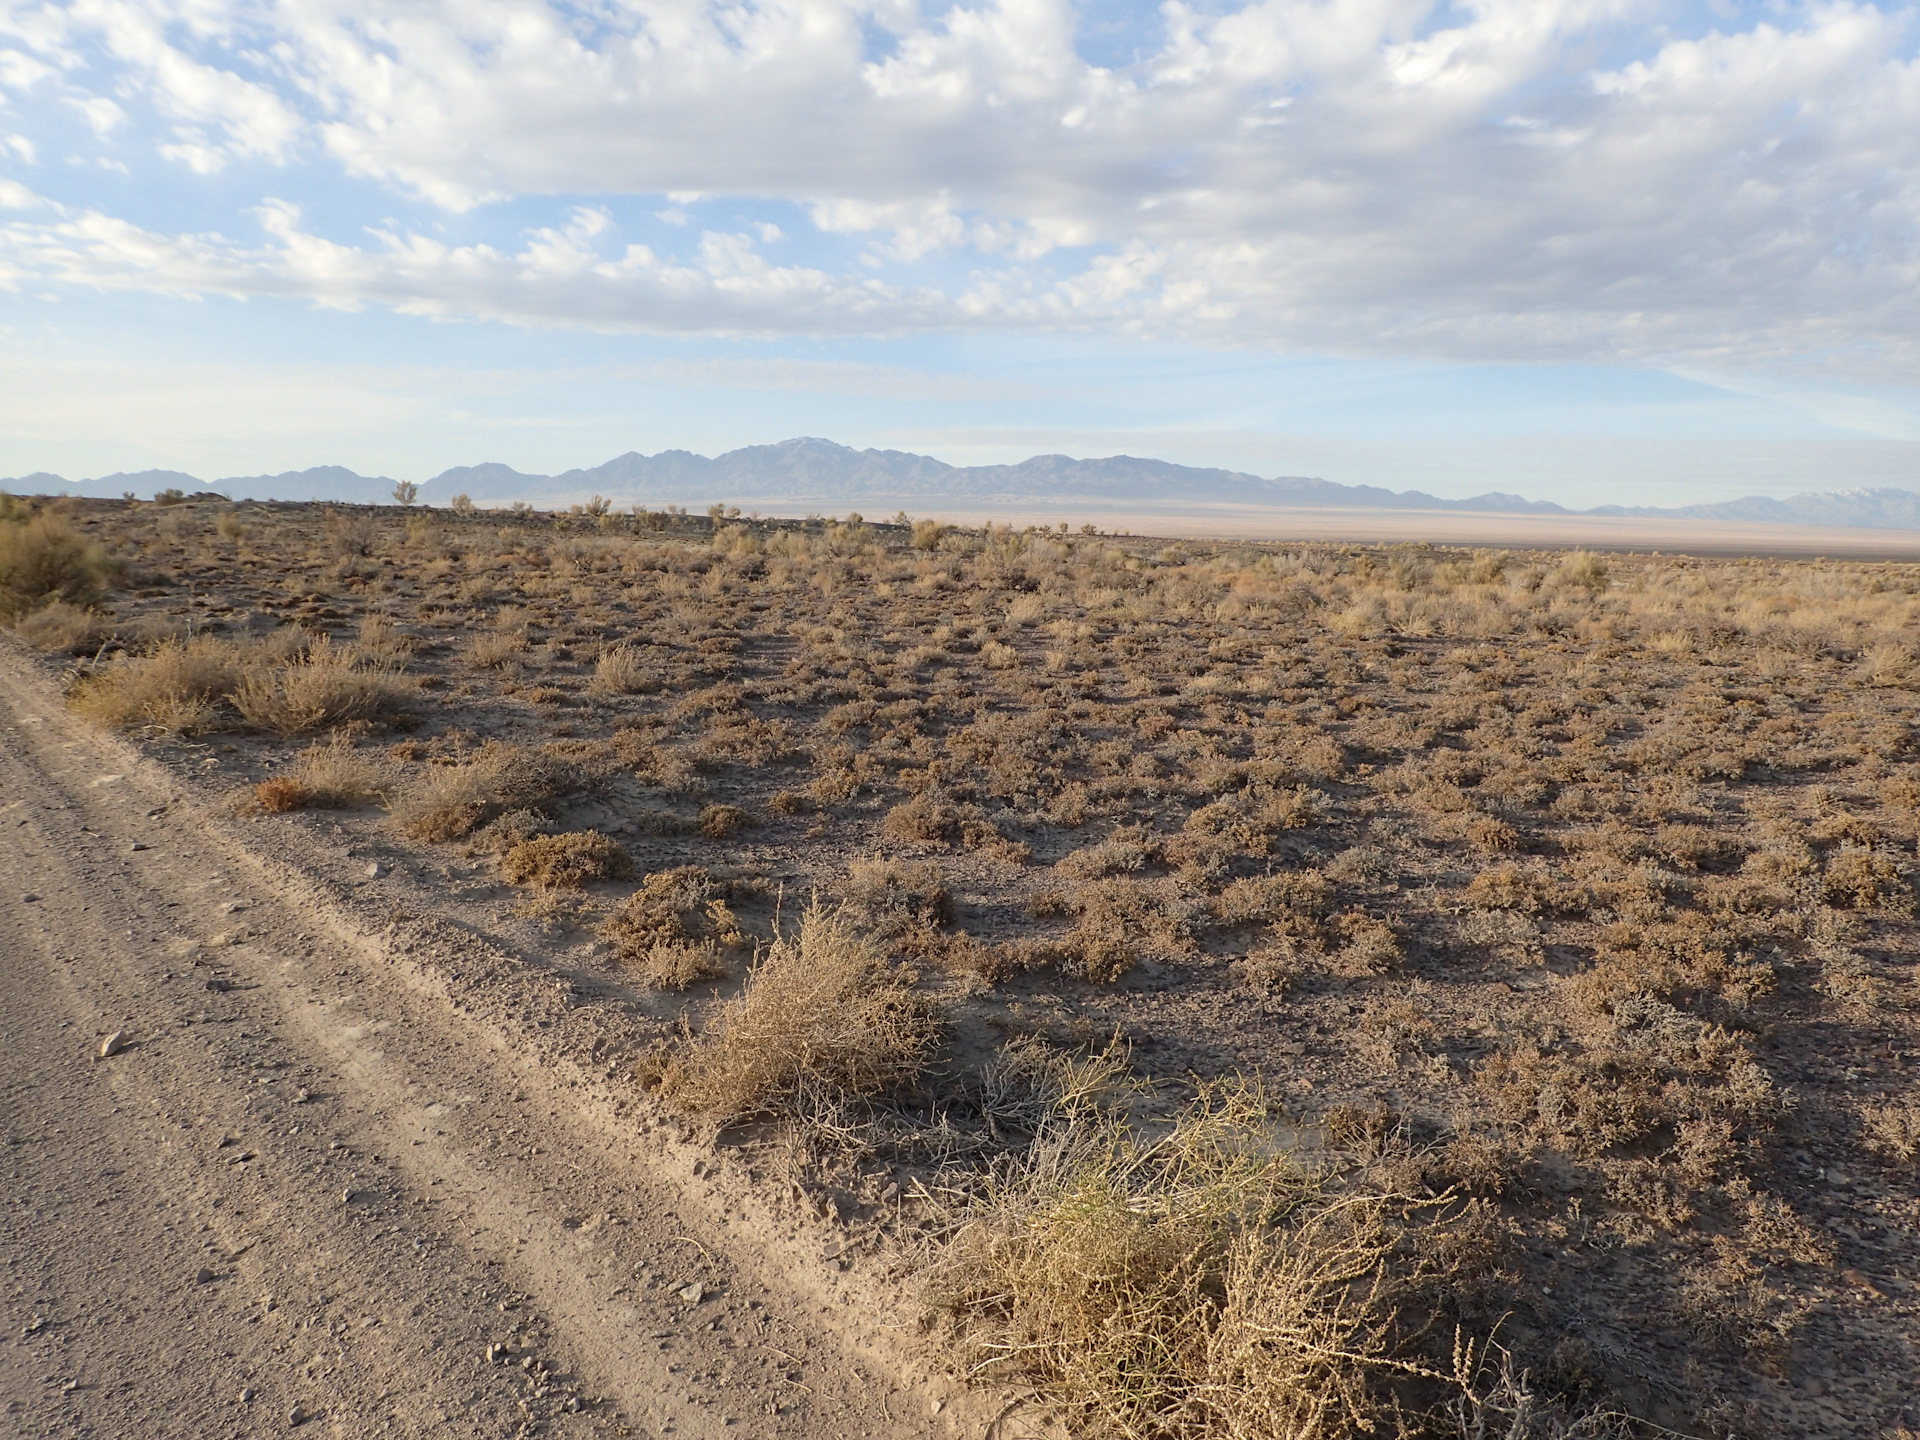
(0, 651, 966, 1440)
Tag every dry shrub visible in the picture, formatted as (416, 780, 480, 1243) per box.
(631, 938, 728, 991)
(253, 735, 392, 811)
(1211, 872, 1334, 929)
(1331, 911, 1405, 975)
(842, 857, 953, 940)
(658, 902, 939, 1123)
(0, 512, 116, 619)
(13, 599, 112, 653)
(931, 1080, 1441, 1440)
(386, 742, 581, 841)
(500, 831, 634, 889)
(1861, 1099, 1920, 1170)
(1057, 826, 1158, 881)
(253, 775, 309, 813)
(1821, 847, 1909, 909)
(69, 635, 238, 734)
(881, 788, 965, 846)
(230, 637, 410, 735)
(466, 629, 527, 669)
(588, 642, 658, 695)
(698, 802, 755, 839)
(600, 865, 743, 977)
(1033, 876, 1194, 982)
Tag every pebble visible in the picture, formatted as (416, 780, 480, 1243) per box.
(677, 1281, 707, 1304)
(195, 1267, 215, 1285)
(22, 893, 38, 903)
(240, 1388, 255, 1404)
(289, 1402, 310, 1427)
(365, 862, 387, 879)
(129, 842, 150, 853)
(98, 1032, 129, 1059)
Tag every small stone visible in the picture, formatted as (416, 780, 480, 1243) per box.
(98, 1032, 129, 1058)
(486, 1342, 505, 1365)
(22, 1317, 46, 1336)
(289, 1401, 310, 1427)
(342, 1188, 356, 1204)
(239, 1387, 255, 1404)
(129, 842, 150, 853)
(21, 893, 38, 903)
(291, 1088, 311, 1105)
(677, 1281, 706, 1304)
(195, 1267, 215, 1285)
(364, 862, 387, 879)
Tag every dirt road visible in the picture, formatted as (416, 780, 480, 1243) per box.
(0, 651, 965, 1439)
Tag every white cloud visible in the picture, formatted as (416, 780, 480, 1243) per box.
(3, 0, 1920, 371)
(0, 199, 965, 331)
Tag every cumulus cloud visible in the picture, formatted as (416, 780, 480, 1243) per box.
(2, 0, 1918, 369)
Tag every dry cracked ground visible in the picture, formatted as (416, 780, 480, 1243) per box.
(3, 492, 1920, 1440)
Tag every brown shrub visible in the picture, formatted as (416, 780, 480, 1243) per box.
(230, 637, 410, 735)
(880, 789, 964, 846)
(600, 866, 742, 962)
(68, 636, 238, 734)
(841, 857, 953, 939)
(629, 939, 727, 991)
(587, 642, 658, 695)
(932, 1082, 1432, 1440)
(386, 742, 581, 841)
(13, 599, 113, 653)
(1032, 876, 1193, 982)
(697, 802, 755, 839)
(1822, 848, 1908, 909)
(253, 775, 310, 813)
(657, 902, 940, 1123)
(0, 513, 116, 619)
(500, 831, 634, 889)
(1862, 1099, 1920, 1170)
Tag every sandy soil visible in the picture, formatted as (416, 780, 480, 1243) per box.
(0, 640, 986, 1440)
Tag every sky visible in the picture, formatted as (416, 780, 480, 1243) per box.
(2, 0, 1919, 504)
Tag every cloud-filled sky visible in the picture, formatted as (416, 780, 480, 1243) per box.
(2, 0, 1918, 502)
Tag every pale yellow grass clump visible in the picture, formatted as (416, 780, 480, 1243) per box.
(229, 636, 411, 735)
(0, 512, 117, 620)
(931, 1081, 1441, 1440)
(69, 635, 242, 734)
(69, 629, 403, 737)
(659, 902, 939, 1122)
(254, 734, 394, 812)
(384, 742, 581, 842)
(13, 598, 114, 653)
(587, 641, 658, 696)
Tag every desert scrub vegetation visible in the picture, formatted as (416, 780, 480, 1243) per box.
(68, 628, 411, 736)
(30, 492, 1920, 1437)
(931, 1078, 1476, 1440)
(0, 500, 118, 621)
(653, 902, 940, 1124)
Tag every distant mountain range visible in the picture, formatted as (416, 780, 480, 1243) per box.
(8, 437, 1920, 531)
